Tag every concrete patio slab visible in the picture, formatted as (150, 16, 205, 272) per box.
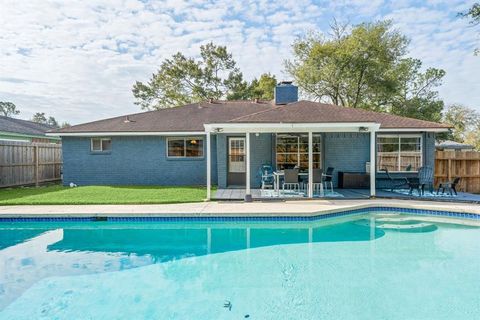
(214, 188, 480, 203)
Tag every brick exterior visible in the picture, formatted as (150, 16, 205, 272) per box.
(250, 133, 273, 187)
(216, 133, 229, 188)
(274, 83, 298, 105)
(324, 132, 370, 187)
(216, 133, 272, 188)
(62, 132, 435, 189)
(62, 136, 217, 186)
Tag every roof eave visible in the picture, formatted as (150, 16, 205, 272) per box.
(46, 131, 206, 137)
(378, 127, 450, 133)
(204, 122, 381, 133)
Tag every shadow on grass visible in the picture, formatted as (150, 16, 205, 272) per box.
(0, 184, 213, 205)
(0, 184, 65, 202)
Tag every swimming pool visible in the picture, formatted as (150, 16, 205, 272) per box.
(0, 211, 479, 319)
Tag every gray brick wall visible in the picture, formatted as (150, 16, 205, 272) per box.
(216, 133, 229, 188)
(216, 133, 272, 188)
(324, 132, 370, 187)
(62, 136, 217, 186)
(62, 132, 436, 189)
(274, 83, 298, 104)
(424, 132, 436, 168)
(250, 133, 273, 188)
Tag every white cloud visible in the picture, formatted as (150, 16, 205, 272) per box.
(0, 0, 479, 124)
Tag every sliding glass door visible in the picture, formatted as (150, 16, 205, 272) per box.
(276, 134, 322, 171)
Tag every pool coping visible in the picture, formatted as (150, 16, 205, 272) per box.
(0, 199, 479, 221)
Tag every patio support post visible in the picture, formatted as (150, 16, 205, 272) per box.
(308, 131, 313, 198)
(245, 132, 252, 202)
(206, 131, 211, 200)
(370, 130, 376, 197)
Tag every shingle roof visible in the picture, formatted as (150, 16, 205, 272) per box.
(228, 101, 450, 129)
(53, 100, 450, 134)
(54, 101, 274, 133)
(0, 116, 54, 136)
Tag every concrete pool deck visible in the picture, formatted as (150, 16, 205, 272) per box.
(0, 199, 479, 218)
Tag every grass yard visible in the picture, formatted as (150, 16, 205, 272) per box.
(0, 185, 210, 205)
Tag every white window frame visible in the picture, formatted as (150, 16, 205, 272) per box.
(166, 137, 204, 158)
(90, 138, 112, 152)
(275, 133, 322, 170)
(377, 134, 423, 173)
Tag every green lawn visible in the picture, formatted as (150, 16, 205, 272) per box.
(0, 185, 211, 205)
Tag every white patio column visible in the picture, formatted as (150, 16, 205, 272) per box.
(206, 131, 212, 200)
(370, 130, 376, 197)
(245, 132, 252, 202)
(308, 131, 313, 198)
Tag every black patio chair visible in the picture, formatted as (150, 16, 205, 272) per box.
(383, 168, 409, 192)
(437, 177, 460, 196)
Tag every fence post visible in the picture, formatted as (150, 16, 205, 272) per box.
(447, 158, 451, 181)
(34, 144, 39, 187)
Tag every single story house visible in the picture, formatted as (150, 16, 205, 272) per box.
(49, 82, 450, 199)
(0, 116, 60, 143)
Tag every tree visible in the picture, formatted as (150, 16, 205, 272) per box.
(31, 112, 61, 128)
(286, 21, 408, 110)
(47, 116, 59, 128)
(250, 73, 277, 100)
(460, 3, 480, 54)
(133, 43, 246, 110)
(464, 128, 480, 151)
(0, 101, 20, 117)
(442, 105, 480, 147)
(390, 58, 445, 122)
(226, 73, 278, 100)
(285, 20, 446, 121)
(31, 112, 47, 124)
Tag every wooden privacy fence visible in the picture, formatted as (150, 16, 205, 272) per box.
(0, 141, 62, 188)
(435, 150, 480, 194)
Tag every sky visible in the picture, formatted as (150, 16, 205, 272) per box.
(0, 0, 479, 125)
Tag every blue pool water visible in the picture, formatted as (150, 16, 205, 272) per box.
(0, 213, 479, 319)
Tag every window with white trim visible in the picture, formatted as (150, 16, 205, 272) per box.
(377, 135, 422, 172)
(167, 137, 204, 158)
(91, 138, 112, 152)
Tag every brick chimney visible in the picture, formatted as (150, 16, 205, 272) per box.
(274, 81, 298, 105)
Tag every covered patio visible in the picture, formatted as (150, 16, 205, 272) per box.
(204, 122, 381, 201)
(213, 187, 480, 203)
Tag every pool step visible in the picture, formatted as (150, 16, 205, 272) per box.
(375, 217, 426, 225)
(375, 222, 435, 231)
(355, 217, 438, 232)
